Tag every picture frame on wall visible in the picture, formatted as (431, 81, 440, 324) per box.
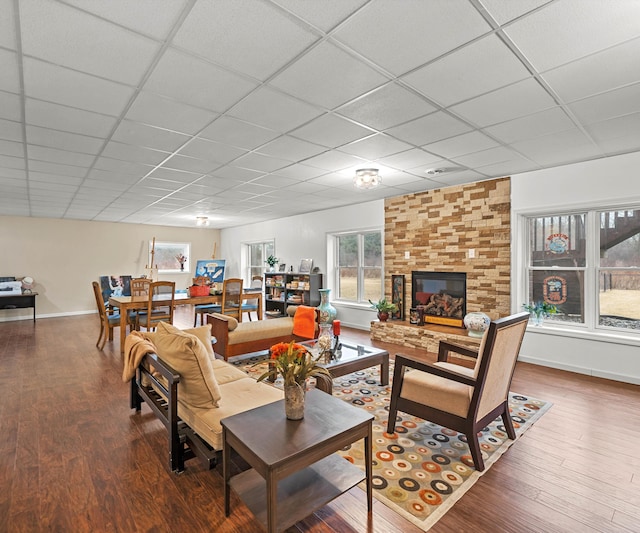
(279, 263, 287, 272)
(391, 274, 405, 320)
(195, 259, 226, 284)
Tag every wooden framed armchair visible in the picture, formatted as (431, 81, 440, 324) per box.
(386, 312, 530, 471)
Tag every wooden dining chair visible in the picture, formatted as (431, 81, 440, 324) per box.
(137, 281, 176, 332)
(92, 281, 125, 350)
(131, 277, 151, 296)
(241, 275, 263, 321)
(220, 278, 243, 322)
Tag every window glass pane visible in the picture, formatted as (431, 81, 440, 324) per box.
(364, 267, 382, 301)
(363, 232, 382, 267)
(338, 235, 358, 266)
(265, 242, 275, 260)
(250, 243, 263, 267)
(600, 209, 640, 268)
(599, 270, 640, 329)
(528, 269, 584, 323)
(530, 213, 586, 267)
(338, 267, 357, 300)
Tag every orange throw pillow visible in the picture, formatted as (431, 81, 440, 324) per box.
(292, 305, 316, 339)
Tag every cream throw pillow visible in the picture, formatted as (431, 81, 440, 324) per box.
(153, 322, 221, 408)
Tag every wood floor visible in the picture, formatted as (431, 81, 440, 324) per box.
(1, 308, 639, 532)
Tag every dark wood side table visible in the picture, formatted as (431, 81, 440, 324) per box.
(0, 292, 38, 322)
(222, 389, 373, 533)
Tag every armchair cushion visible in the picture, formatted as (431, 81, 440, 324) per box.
(211, 313, 239, 331)
(153, 322, 221, 408)
(401, 363, 474, 418)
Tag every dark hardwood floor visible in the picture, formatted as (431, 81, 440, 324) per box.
(1, 308, 639, 532)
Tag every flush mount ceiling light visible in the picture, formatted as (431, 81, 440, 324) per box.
(353, 168, 381, 190)
(426, 168, 445, 176)
(196, 216, 209, 226)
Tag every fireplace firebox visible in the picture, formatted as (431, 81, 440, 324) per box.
(411, 271, 466, 327)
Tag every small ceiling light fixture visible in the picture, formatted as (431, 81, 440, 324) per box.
(353, 168, 381, 190)
(426, 168, 445, 176)
(196, 216, 209, 226)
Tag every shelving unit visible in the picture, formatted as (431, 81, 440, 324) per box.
(264, 272, 322, 318)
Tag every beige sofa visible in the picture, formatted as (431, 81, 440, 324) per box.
(208, 306, 316, 360)
(125, 322, 283, 472)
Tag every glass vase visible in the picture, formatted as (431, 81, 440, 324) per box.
(317, 288, 337, 325)
(284, 383, 305, 420)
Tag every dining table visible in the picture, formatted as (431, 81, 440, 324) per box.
(109, 290, 263, 354)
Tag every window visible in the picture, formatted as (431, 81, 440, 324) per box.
(523, 207, 640, 333)
(153, 241, 190, 273)
(247, 241, 275, 280)
(334, 231, 382, 304)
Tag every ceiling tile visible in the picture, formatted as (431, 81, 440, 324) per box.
(27, 144, 95, 167)
(450, 78, 557, 127)
(126, 91, 218, 135)
(339, 134, 412, 160)
(20, 0, 161, 85)
(269, 40, 388, 110)
(423, 131, 500, 159)
(0, 118, 23, 142)
(62, 0, 189, 40)
(172, 0, 319, 81)
(177, 138, 247, 165)
(478, 0, 552, 25)
(228, 86, 322, 133)
(26, 125, 103, 155)
(568, 82, 640, 125)
(233, 152, 291, 173)
(24, 58, 135, 117)
(303, 150, 366, 172)
(542, 37, 640, 103)
(0, 154, 25, 170)
(143, 47, 259, 113)
(337, 82, 435, 130)
(25, 98, 117, 137)
(511, 128, 603, 166)
(0, 92, 23, 122)
(333, 0, 491, 76)
(0, 49, 19, 93)
(0, 0, 16, 49)
(160, 154, 218, 174)
(290, 114, 374, 147)
(198, 116, 280, 150)
(112, 120, 190, 153)
(28, 159, 87, 178)
(101, 141, 170, 166)
(255, 136, 326, 161)
(270, 163, 326, 180)
(271, 0, 368, 32)
(385, 111, 473, 146)
(92, 157, 155, 177)
(402, 34, 531, 107)
(587, 112, 640, 155)
(0, 139, 24, 158)
(377, 148, 444, 171)
(504, 0, 640, 71)
(452, 146, 526, 168)
(483, 107, 576, 144)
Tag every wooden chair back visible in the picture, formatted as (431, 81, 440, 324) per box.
(221, 278, 243, 321)
(131, 278, 151, 297)
(138, 281, 175, 331)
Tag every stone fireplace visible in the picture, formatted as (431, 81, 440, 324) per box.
(371, 177, 512, 350)
(412, 271, 466, 327)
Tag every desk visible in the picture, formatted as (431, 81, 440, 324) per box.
(0, 292, 38, 322)
(109, 291, 262, 354)
(222, 389, 373, 532)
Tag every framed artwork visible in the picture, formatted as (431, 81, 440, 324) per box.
(391, 274, 405, 320)
(409, 307, 424, 326)
(299, 258, 313, 273)
(99, 275, 132, 302)
(195, 259, 226, 284)
(278, 263, 287, 272)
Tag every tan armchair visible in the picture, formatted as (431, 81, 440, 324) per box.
(386, 312, 529, 471)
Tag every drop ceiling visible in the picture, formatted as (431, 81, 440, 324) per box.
(1, 0, 640, 228)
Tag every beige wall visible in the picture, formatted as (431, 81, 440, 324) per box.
(0, 216, 219, 320)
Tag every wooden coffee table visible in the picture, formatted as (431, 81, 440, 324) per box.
(303, 340, 389, 395)
(222, 389, 373, 533)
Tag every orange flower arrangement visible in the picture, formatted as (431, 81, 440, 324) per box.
(256, 341, 331, 387)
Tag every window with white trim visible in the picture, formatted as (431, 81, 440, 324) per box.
(334, 231, 382, 304)
(523, 207, 640, 332)
(246, 240, 275, 281)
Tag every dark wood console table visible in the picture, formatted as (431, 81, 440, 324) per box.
(0, 292, 38, 322)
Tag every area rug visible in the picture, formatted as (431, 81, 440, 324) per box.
(234, 354, 552, 531)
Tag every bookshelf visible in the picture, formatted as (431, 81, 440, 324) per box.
(264, 272, 323, 317)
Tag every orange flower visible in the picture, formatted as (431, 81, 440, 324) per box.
(256, 340, 331, 387)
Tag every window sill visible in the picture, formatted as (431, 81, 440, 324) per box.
(526, 322, 640, 347)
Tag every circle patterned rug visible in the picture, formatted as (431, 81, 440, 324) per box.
(234, 354, 552, 531)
